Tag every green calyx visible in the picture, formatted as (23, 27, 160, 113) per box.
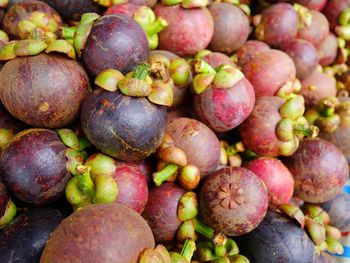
(336, 8, 350, 40)
(94, 0, 128, 7)
(0, 129, 13, 149)
(177, 219, 197, 242)
(293, 3, 312, 28)
(0, 200, 16, 228)
(177, 192, 198, 221)
(133, 6, 168, 50)
(138, 244, 171, 263)
(279, 203, 305, 228)
(85, 153, 117, 179)
(170, 239, 196, 263)
(161, 0, 209, 8)
(65, 164, 118, 210)
(305, 96, 350, 132)
(192, 60, 244, 95)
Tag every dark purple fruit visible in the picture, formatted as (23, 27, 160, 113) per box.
(41, 203, 155, 263)
(42, 0, 101, 21)
(208, 2, 250, 54)
(0, 208, 65, 263)
(142, 183, 186, 243)
(239, 211, 317, 263)
(0, 53, 90, 129)
(81, 89, 167, 161)
(200, 167, 268, 236)
(0, 129, 70, 205)
(283, 138, 348, 203)
(0, 103, 25, 134)
(82, 15, 150, 77)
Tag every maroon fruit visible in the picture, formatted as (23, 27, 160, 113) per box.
(41, 203, 155, 263)
(193, 78, 255, 132)
(281, 39, 319, 80)
(235, 40, 270, 67)
(42, 0, 101, 21)
(201, 52, 235, 68)
(254, 3, 298, 47)
(104, 2, 141, 16)
(0, 129, 70, 205)
(241, 49, 296, 97)
(208, 2, 250, 54)
(0, 53, 89, 129)
(239, 211, 317, 263)
(245, 157, 294, 209)
(81, 89, 167, 161)
(142, 183, 186, 243)
(0, 103, 25, 134)
(82, 15, 149, 77)
(297, 10, 329, 46)
(320, 193, 350, 231)
(2, 0, 63, 39)
(167, 118, 220, 177)
(323, 0, 350, 30)
(154, 4, 214, 57)
(283, 138, 348, 203)
(294, 0, 327, 10)
(300, 70, 337, 107)
(200, 167, 268, 236)
(317, 33, 338, 66)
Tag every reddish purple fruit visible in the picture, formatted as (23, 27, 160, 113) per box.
(242, 49, 296, 97)
(82, 15, 150, 77)
(167, 118, 220, 177)
(235, 40, 270, 67)
(297, 10, 329, 46)
(0, 103, 25, 134)
(202, 52, 235, 68)
(142, 183, 186, 243)
(245, 157, 294, 209)
(154, 4, 214, 57)
(294, 0, 327, 11)
(104, 2, 142, 16)
(317, 33, 338, 66)
(281, 39, 319, 80)
(283, 138, 348, 203)
(300, 70, 337, 107)
(0, 54, 89, 129)
(0, 129, 70, 205)
(254, 3, 298, 47)
(323, 0, 350, 30)
(193, 78, 255, 132)
(208, 2, 250, 54)
(200, 167, 268, 236)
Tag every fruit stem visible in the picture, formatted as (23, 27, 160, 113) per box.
(75, 165, 95, 198)
(132, 63, 151, 80)
(181, 239, 196, 262)
(194, 218, 215, 240)
(153, 164, 179, 186)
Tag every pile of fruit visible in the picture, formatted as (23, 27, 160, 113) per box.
(0, 0, 349, 262)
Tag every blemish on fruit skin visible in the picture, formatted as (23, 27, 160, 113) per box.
(39, 102, 49, 112)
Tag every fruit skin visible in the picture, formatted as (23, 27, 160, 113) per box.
(0, 208, 65, 263)
(300, 70, 337, 107)
(255, 3, 298, 48)
(0, 103, 26, 133)
(297, 10, 329, 46)
(154, 4, 214, 57)
(193, 78, 255, 133)
(42, 0, 101, 21)
(40, 203, 155, 263)
(200, 167, 268, 236)
(129, 0, 158, 7)
(112, 162, 149, 213)
(238, 96, 287, 157)
(202, 52, 235, 68)
(316, 252, 336, 263)
(281, 39, 319, 80)
(82, 15, 150, 77)
(81, 89, 167, 161)
(0, 129, 70, 205)
(235, 40, 270, 67)
(317, 33, 338, 66)
(320, 193, 350, 232)
(0, 54, 90, 129)
(294, 0, 327, 11)
(283, 138, 348, 203)
(245, 157, 294, 209)
(2, 0, 63, 39)
(239, 211, 317, 263)
(323, 0, 350, 30)
(241, 49, 296, 97)
(208, 2, 250, 54)
(142, 183, 186, 243)
(167, 118, 220, 177)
